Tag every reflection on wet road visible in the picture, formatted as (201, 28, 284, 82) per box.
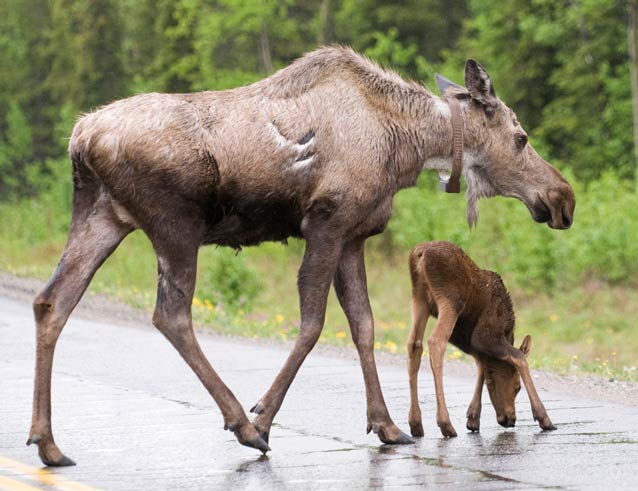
(1, 295, 637, 490)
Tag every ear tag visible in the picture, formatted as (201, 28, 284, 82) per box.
(438, 169, 451, 192)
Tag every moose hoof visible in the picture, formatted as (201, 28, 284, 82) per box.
(538, 417, 556, 431)
(250, 402, 265, 415)
(409, 421, 424, 438)
(27, 436, 76, 467)
(233, 424, 271, 454)
(368, 423, 415, 445)
(466, 416, 480, 432)
(438, 422, 458, 438)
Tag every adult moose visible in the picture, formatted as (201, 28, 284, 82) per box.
(27, 47, 574, 466)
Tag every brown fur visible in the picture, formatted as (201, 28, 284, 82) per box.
(406, 241, 555, 438)
(28, 47, 570, 466)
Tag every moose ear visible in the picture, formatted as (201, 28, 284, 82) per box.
(519, 335, 532, 357)
(435, 73, 464, 96)
(464, 59, 496, 103)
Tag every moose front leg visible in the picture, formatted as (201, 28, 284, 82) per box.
(427, 299, 459, 438)
(334, 240, 413, 445)
(466, 356, 484, 432)
(251, 229, 343, 443)
(504, 348, 556, 431)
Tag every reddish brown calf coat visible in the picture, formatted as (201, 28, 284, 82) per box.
(406, 241, 555, 437)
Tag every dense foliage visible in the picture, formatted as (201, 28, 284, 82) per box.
(1, 0, 636, 193)
(1, 1, 637, 294)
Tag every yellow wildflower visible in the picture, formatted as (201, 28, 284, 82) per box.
(549, 314, 558, 322)
(384, 340, 397, 353)
(192, 297, 203, 307)
(335, 331, 346, 339)
(448, 349, 463, 360)
(275, 314, 285, 324)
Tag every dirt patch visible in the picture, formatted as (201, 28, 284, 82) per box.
(3, 271, 637, 406)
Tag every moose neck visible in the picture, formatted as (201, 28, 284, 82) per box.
(391, 95, 470, 190)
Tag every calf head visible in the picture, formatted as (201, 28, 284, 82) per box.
(483, 335, 532, 427)
(437, 62, 575, 229)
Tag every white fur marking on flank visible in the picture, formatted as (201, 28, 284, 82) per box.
(291, 155, 315, 169)
(268, 122, 288, 147)
(291, 136, 314, 153)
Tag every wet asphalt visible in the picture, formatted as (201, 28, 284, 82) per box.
(1, 294, 637, 490)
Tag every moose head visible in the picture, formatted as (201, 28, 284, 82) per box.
(436, 62, 575, 229)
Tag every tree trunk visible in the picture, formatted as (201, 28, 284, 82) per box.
(629, 0, 638, 183)
(260, 22, 274, 74)
(318, 0, 334, 46)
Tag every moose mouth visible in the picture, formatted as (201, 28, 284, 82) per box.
(528, 196, 573, 230)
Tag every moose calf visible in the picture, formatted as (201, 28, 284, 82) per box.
(406, 241, 555, 437)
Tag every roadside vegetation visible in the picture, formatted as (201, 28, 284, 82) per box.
(1, 0, 637, 381)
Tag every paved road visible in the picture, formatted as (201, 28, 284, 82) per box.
(1, 295, 637, 490)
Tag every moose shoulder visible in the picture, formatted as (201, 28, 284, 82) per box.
(28, 47, 574, 466)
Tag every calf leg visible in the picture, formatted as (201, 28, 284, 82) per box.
(251, 229, 343, 443)
(406, 291, 430, 437)
(334, 240, 412, 444)
(151, 243, 269, 452)
(427, 300, 459, 438)
(466, 356, 484, 432)
(28, 197, 131, 466)
(504, 348, 555, 431)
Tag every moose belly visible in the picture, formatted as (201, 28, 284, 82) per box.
(203, 196, 304, 248)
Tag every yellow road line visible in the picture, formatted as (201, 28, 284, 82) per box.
(0, 456, 101, 491)
(0, 474, 46, 491)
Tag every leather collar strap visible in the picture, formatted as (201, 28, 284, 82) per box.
(441, 97, 463, 193)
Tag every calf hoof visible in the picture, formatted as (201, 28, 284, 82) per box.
(368, 422, 415, 445)
(466, 417, 480, 432)
(27, 436, 76, 467)
(229, 423, 271, 454)
(438, 421, 457, 438)
(409, 421, 424, 438)
(250, 402, 265, 415)
(251, 413, 273, 447)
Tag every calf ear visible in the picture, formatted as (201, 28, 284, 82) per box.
(435, 73, 464, 96)
(464, 59, 497, 104)
(519, 335, 532, 357)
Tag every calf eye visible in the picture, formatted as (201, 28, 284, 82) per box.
(515, 133, 528, 149)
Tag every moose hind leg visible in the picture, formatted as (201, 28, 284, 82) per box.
(466, 356, 484, 432)
(28, 200, 131, 466)
(334, 240, 413, 444)
(406, 288, 430, 438)
(151, 243, 269, 453)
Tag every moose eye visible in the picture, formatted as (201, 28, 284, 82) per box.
(515, 385, 522, 394)
(515, 133, 528, 149)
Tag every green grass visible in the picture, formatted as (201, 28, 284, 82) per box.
(1, 161, 637, 381)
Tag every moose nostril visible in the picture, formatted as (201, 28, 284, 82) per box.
(562, 210, 572, 228)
